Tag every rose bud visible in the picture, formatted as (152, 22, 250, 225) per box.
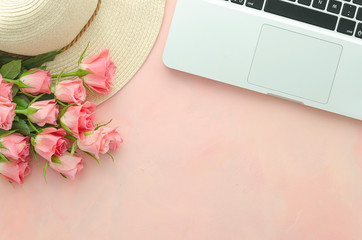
(54, 78, 86, 105)
(0, 74, 13, 101)
(0, 161, 30, 184)
(49, 152, 83, 180)
(0, 134, 30, 162)
(20, 69, 51, 95)
(80, 49, 117, 95)
(33, 128, 69, 161)
(0, 97, 16, 130)
(77, 126, 122, 159)
(28, 99, 59, 126)
(60, 101, 96, 139)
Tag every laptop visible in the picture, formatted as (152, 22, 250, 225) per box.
(163, 0, 362, 120)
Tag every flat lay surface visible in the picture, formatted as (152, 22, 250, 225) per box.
(1, 0, 362, 239)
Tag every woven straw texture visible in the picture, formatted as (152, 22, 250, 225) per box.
(0, 0, 166, 105)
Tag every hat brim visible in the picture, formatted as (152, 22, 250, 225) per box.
(46, 0, 166, 105)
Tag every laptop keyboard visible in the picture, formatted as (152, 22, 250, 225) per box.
(226, 0, 362, 38)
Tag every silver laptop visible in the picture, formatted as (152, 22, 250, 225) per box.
(163, 0, 362, 120)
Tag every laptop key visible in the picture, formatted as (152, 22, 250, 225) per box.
(353, 0, 362, 5)
(327, 0, 342, 14)
(357, 7, 362, 20)
(355, 23, 362, 38)
(337, 18, 356, 35)
(264, 0, 338, 30)
(246, 0, 264, 9)
(342, 3, 357, 17)
(313, 0, 328, 9)
(298, 0, 312, 6)
(231, 0, 245, 5)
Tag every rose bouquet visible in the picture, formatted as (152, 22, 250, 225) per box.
(0, 48, 122, 184)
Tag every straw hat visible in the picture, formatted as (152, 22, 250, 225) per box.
(0, 0, 165, 104)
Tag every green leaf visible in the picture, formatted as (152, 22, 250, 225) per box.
(31, 137, 36, 146)
(0, 60, 22, 79)
(0, 129, 6, 136)
(23, 50, 61, 69)
(75, 69, 92, 78)
(95, 119, 112, 130)
(70, 141, 77, 157)
(59, 104, 73, 119)
(0, 142, 7, 150)
(59, 105, 75, 134)
(13, 96, 30, 110)
(11, 84, 19, 98)
(60, 173, 68, 179)
(0, 55, 20, 66)
(51, 155, 62, 164)
(78, 42, 90, 65)
(83, 151, 100, 164)
(0, 153, 10, 165)
(43, 162, 48, 183)
(27, 107, 39, 116)
(31, 146, 39, 167)
(106, 152, 115, 162)
(51, 155, 65, 168)
(12, 116, 33, 135)
(83, 131, 94, 136)
(60, 121, 74, 135)
(0, 129, 17, 138)
(19, 69, 37, 79)
(55, 69, 65, 85)
(17, 80, 35, 89)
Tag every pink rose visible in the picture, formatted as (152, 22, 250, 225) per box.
(54, 78, 86, 105)
(34, 128, 69, 161)
(0, 74, 13, 101)
(0, 134, 30, 162)
(0, 161, 30, 184)
(0, 97, 16, 130)
(77, 127, 122, 159)
(20, 69, 51, 95)
(80, 49, 117, 95)
(49, 152, 83, 180)
(28, 99, 59, 126)
(60, 101, 96, 139)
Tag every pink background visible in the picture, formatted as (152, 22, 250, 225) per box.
(1, 1, 362, 239)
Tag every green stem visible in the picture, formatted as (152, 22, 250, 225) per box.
(56, 100, 67, 107)
(52, 72, 79, 78)
(52, 69, 91, 79)
(20, 90, 37, 98)
(64, 135, 77, 141)
(27, 118, 40, 134)
(83, 80, 94, 93)
(29, 93, 45, 105)
(14, 109, 27, 115)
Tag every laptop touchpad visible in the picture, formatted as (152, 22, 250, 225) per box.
(248, 25, 342, 103)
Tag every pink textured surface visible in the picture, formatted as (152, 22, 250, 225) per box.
(1, 1, 362, 239)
